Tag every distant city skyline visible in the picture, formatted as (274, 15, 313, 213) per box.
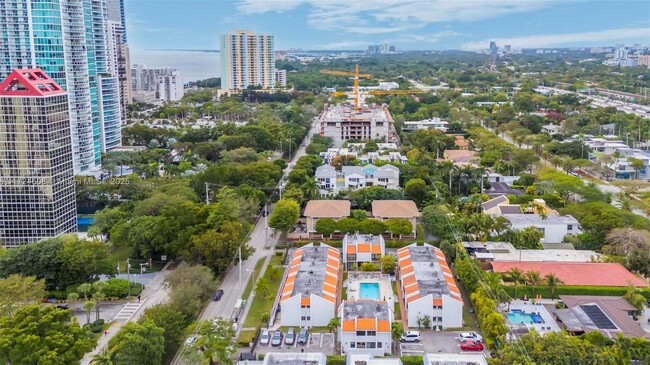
(125, 0, 650, 51)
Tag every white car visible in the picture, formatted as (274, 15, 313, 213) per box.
(259, 329, 270, 346)
(185, 336, 197, 346)
(459, 332, 483, 343)
(400, 331, 421, 343)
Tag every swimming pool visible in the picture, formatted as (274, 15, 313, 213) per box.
(359, 282, 380, 300)
(78, 217, 96, 225)
(507, 309, 544, 324)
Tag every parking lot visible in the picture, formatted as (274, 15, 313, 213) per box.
(400, 331, 487, 356)
(255, 331, 336, 355)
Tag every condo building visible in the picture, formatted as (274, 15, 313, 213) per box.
(0, 0, 124, 172)
(220, 29, 275, 90)
(0, 69, 77, 247)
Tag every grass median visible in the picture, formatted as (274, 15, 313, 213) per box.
(242, 263, 283, 328)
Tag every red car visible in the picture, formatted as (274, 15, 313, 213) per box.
(460, 340, 484, 351)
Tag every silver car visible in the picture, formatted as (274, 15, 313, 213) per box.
(271, 330, 283, 346)
(285, 327, 295, 345)
(259, 329, 270, 346)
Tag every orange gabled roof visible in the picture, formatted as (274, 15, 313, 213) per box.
(371, 244, 382, 254)
(342, 320, 355, 332)
(356, 318, 377, 330)
(327, 257, 339, 268)
(397, 249, 410, 259)
(400, 265, 414, 276)
(433, 298, 443, 307)
(405, 284, 420, 295)
(326, 265, 338, 276)
(402, 274, 417, 288)
(288, 265, 300, 276)
(398, 258, 413, 269)
(281, 293, 292, 302)
(357, 243, 371, 253)
(322, 294, 336, 303)
(347, 245, 357, 254)
(323, 284, 337, 297)
(406, 294, 421, 303)
(324, 273, 338, 287)
(301, 297, 311, 306)
(377, 320, 390, 332)
(440, 264, 453, 276)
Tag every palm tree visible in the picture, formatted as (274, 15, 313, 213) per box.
(525, 271, 543, 296)
(301, 175, 320, 200)
(255, 277, 269, 297)
(261, 312, 270, 326)
(83, 301, 95, 325)
(92, 350, 113, 365)
(93, 281, 107, 321)
(544, 273, 564, 299)
(505, 268, 525, 299)
(550, 156, 563, 169)
(328, 316, 341, 349)
(431, 138, 447, 159)
(78, 283, 92, 300)
(561, 157, 576, 174)
(391, 321, 404, 355)
(67, 292, 79, 312)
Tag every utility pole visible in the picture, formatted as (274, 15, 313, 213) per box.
(127, 258, 131, 297)
(205, 182, 210, 205)
(264, 204, 268, 247)
(238, 246, 242, 288)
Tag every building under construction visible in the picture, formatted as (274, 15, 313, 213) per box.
(317, 103, 399, 147)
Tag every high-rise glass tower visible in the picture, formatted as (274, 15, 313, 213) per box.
(0, 0, 123, 172)
(0, 69, 77, 247)
(220, 29, 275, 90)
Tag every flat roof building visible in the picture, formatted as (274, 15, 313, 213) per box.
(343, 234, 385, 270)
(397, 243, 463, 329)
(280, 243, 342, 327)
(423, 353, 488, 365)
(317, 104, 396, 147)
(339, 300, 393, 356)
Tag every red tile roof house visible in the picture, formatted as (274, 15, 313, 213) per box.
(491, 262, 649, 287)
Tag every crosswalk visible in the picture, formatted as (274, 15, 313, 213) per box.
(111, 301, 144, 323)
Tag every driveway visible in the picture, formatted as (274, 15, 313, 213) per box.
(401, 331, 488, 356)
(255, 332, 335, 355)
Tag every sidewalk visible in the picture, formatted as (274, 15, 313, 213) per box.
(80, 266, 171, 364)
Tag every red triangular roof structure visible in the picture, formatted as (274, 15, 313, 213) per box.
(0, 68, 65, 97)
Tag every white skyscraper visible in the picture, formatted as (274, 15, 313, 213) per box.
(0, 0, 123, 172)
(158, 71, 185, 101)
(220, 29, 275, 90)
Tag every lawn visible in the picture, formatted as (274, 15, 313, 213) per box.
(109, 245, 133, 273)
(392, 281, 401, 320)
(237, 329, 257, 347)
(269, 252, 284, 267)
(242, 258, 267, 300)
(242, 264, 283, 328)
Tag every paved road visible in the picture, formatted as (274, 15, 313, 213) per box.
(171, 116, 319, 365)
(80, 268, 171, 364)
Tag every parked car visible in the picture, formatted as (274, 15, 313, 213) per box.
(459, 332, 483, 343)
(297, 328, 309, 345)
(271, 331, 283, 346)
(259, 329, 270, 346)
(285, 327, 295, 345)
(460, 340, 484, 352)
(185, 336, 198, 346)
(212, 289, 224, 301)
(400, 331, 421, 343)
(56, 304, 69, 310)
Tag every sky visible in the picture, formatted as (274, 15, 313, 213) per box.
(125, 0, 650, 52)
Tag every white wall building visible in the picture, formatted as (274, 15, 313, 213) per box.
(402, 118, 449, 132)
(342, 234, 385, 270)
(158, 71, 184, 101)
(423, 353, 488, 365)
(315, 164, 400, 196)
(339, 300, 393, 356)
(279, 244, 341, 327)
(318, 104, 394, 147)
(397, 243, 463, 329)
(220, 29, 275, 90)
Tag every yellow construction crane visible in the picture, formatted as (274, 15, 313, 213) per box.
(320, 65, 428, 106)
(320, 64, 371, 108)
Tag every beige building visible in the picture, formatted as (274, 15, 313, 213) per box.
(371, 200, 420, 236)
(220, 29, 275, 90)
(304, 200, 351, 237)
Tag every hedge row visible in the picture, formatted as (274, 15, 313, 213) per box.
(502, 285, 650, 300)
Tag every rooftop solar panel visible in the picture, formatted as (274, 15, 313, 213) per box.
(580, 304, 617, 330)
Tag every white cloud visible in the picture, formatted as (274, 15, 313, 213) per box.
(235, 0, 557, 34)
(314, 40, 369, 49)
(461, 27, 650, 49)
(392, 30, 466, 44)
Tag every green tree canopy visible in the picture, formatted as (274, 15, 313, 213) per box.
(268, 199, 300, 234)
(358, 219, 387, 235)
(385, 218, 413, 238)
(0, 275, 45, 318)
(108, 320, 165, 365)
(315, 218, 338, 238)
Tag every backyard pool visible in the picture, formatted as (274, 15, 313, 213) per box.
(507, 309, 544, 324)
(359, 282, 380, 300)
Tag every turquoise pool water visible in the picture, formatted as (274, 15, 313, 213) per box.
(78, 217, 96, 225)
(507, 309, 544, 324)
(359, 283, 380, 300)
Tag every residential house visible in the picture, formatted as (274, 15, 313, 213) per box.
(315, 164, 400, 196)
(371, 200, 420, 237)
(555, 295, 650, 339)
(279, 243, 342, 327)
(304, 200, 351, 238)
(339, 300, 393, 356)
(397, 243, 463, 329)
(342, 234, 385, 270)
(402, 118, 449, 132)
(481, 195, 581, 243)
(454, 135, 470, 150)
(541, 124, 563, 135)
